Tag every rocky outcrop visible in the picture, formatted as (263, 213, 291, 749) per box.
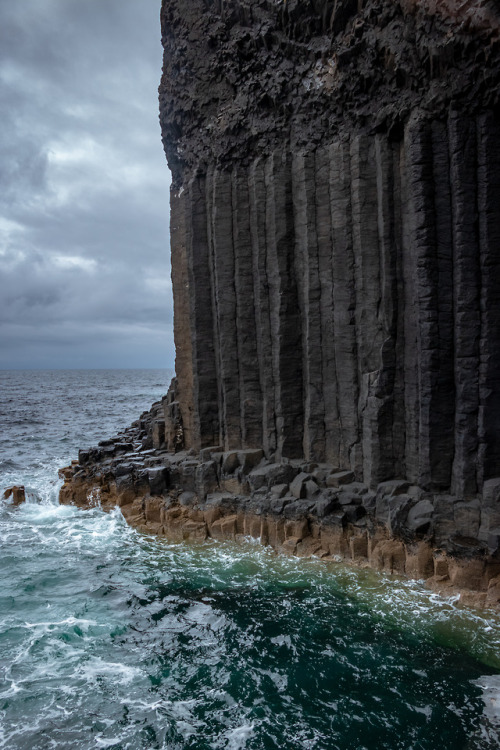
(159, 0, 500, 498)
(3, 486, 26, 505)
(59, 406, 500, 608)
(60, 0, 500, 607)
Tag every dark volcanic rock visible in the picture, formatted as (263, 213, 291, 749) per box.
(159, 0, 500, 504)
(57, 0, 500, 608)
(160, 0, 500, 182)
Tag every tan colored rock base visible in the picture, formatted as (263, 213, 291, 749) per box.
(3, 486, 26, 505)
(59, 477, 500, 611)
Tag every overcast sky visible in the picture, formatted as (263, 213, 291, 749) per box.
(0, 0, 173, 369)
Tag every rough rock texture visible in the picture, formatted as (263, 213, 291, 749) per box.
(60, 0, 500, 607)
(3, 486, 26, 505)
(159, 0, 500, 499)
(59, 408, 500, 608)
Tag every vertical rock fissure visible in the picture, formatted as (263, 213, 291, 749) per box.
(316, 144, 340, 465)
(477, 113, 500, 486)
(401, 125, 421, 484)
(233, 166, 263, 449)
(351, 135, 381, 482)
(431, 120, 455, 490)
(206, 166, 223, 448)
(449, 114, 480, 499)
(159, 0, 500, 494)
(292, 150, 325, 462)
(186, 175, 220, 449)
(211, 168, 242, 449)
(265, 150, 303, 459)
(391, 140, 407, 480)
(330, 140, 360, 473)
(249, 159, 277, 456)
(407, 119, 439, 490)
(374, 135, 397, 485)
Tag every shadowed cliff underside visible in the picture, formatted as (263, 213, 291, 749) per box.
(61, 0, 500, 606)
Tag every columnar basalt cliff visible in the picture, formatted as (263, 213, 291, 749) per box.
(60, 0, 500, 607)
(159, 0, 500, 495)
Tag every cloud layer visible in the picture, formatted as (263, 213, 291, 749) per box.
(0, 0, 173, 368)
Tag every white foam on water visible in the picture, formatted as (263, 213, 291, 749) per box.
(5, 640, 84, 686)
(221, 722, 255, 750)
(183, 601, 227, 631)
(270, 634, 293, 649)
(263, 668, 288, 693)
(11, 503, 135, 559)
(95, 735, 128, 748)
(79, 657, 143, 686)
(126, 696, 200, 718)
(472, 674, 500, 745)
(0, 681, 22, 699)
(174, 720, 198, 739)
(14, 501, 78, 524)
(24, 616, 98, 632)
(0, 475, 63, 509)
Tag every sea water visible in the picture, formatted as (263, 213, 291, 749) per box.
(1, 369, 499, 750)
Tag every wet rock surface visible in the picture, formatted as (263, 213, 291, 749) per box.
(60, 400, 500, 608)
(3, 486, 26, 505)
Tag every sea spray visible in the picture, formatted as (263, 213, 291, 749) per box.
(1, 370, 500, 749)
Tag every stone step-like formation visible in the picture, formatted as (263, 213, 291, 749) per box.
(58, 408, 500, 608)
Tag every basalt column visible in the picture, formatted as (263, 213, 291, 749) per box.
(159, 0, 500, 495)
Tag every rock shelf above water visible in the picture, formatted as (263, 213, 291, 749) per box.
(60, 398, 500, 609)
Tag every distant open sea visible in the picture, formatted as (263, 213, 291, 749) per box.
(1, 369, 500, 750)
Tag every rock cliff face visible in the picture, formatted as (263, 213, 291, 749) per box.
(59, 0, 500, 607)
(159, 0, 500, 496)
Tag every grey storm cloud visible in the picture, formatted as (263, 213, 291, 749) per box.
(0, 0, 173, 369)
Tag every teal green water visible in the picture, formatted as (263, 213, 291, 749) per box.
(1, 371, 500, 749)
